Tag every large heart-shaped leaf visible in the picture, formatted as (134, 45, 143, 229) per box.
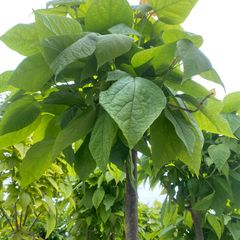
(100, 76, 166, 148)
(0, 23, 39, 56)
(149, 0, 198, 25)
(50, 33, 98, 75)
(9, 53, 52, 91)
(85, 0, 133, 33)
(95, 34, 133, 68)
(223, 92, 240, 113)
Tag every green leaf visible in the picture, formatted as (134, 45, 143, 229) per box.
(89, 112, 117, 170)
(95, 34, 133, 68)
(107, 70, 129, 82)
(0, 23, 39, 56)
(41, 35, 79, 64)
(0, 117, 40, 149)
(162, 30, 203, 47)
(9, 54, 52, 91)
(20, 138, 55, 187)
(52, 108, 96, 159)
(47, 0, 84, 8)
(150, 113, 183, 170)
(227, 222, 240, 240)
(223, 92, 240, 113)
(74, 137, 96, 180)
(149, 0, 198, 24)
(0, 71, 13, 92)
(50, 33, 98, 75)
(85, 0, 133, 33)
(100, 76, 166, 148)
(193, 98, 234, 138)
(46, 211, 56, 238)
(44, 90, 84, 106)
(131, 43, 176, 74)
(165, 110, 196, 154)
(207, 214, 223, 239)
(92, 187, 105, 209)
(177, 39, 223, 86)
(35, 12, 82, 39)
(108, 24, 140, 36)
(0, 96, 40, 135)
(193, 192, 215, 211)
(208, 144, 230, 171)
(103, 194, 115, 211)
(19, 192, 31, 210)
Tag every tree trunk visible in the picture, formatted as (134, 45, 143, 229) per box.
(125, 149, 138, 240)
(190, 209, 204, 240)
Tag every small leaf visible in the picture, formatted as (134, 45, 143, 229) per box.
(9, 53, 52, 91)
(92, 187, 105, 209)
(208, 144, 231, 171)
(85, 0, 133, 33)
(35, 12, 82, 39)
(95, 34, 133, 68)
(149, 0, 198, 24)
(100, 76, 166, 148)
(207, 214, 223, 239)
(52, 108, 96, 159)
(45, 211, 56, 238)
(51, 33, 98, 75)
(89, 112, 117, 170)
(0, 23, 39, 56)
(103, 194, 115, 211)
(20, 138, 55, 187)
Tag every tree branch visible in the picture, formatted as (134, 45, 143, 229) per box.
(0, 207, 14, 231)
(168, 92, 214, 113)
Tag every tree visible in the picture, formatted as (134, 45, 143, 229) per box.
(0, 0, 239, 239)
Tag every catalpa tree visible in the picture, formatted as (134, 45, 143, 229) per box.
(0, 0, 238, 239)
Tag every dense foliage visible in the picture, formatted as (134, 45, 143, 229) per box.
(1, 0, 240, 239)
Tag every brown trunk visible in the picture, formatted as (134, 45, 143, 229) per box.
(125, 149, 138, 240)
(190, 209, 204, 240)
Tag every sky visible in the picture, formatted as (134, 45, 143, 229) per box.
(0, 0, 240, 205)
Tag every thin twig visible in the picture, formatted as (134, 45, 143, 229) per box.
(0, 207, 14, 231)
(28, 212, 42, 231)
(168, 92, 214, 113)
